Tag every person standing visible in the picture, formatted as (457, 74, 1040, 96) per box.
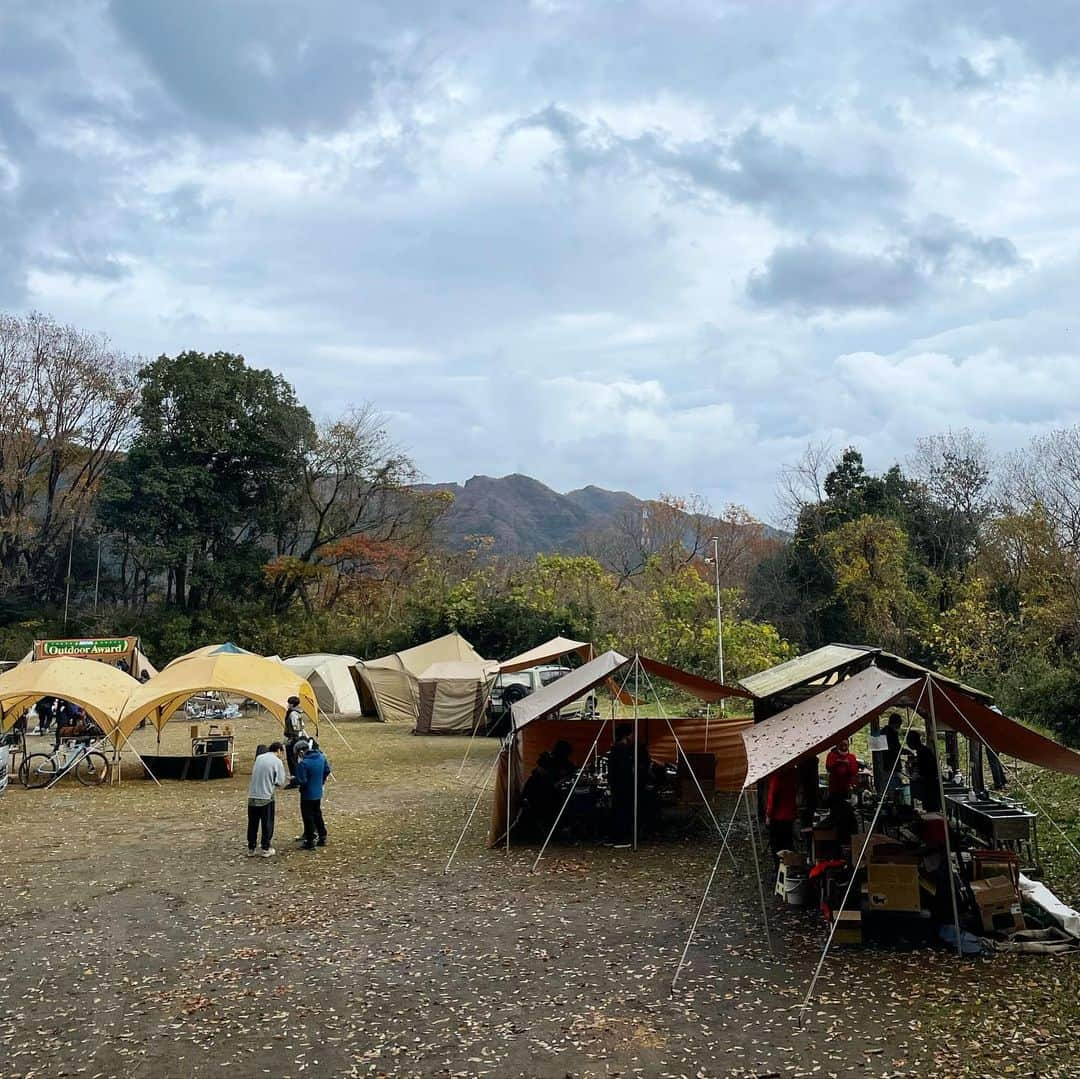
(825, 738, 860, 841)
(765, 763, 799, 862)
(607, 723, 636, 848)
(283, 695, 305, 788)
(294, 740, 331, 850)
(247, 742, 288, 857)
(905, 729, 942, 812)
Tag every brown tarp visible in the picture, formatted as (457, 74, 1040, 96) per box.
(928, 679, 1080, 777)
(489, 713, 752, 843)
(638, 656, 753, 701)
(741, 667, 920, 788)
(511, 650, 750, 731)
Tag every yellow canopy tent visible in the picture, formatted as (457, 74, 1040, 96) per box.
(0, 657, 137, 741)
(118, 643, 317, 739)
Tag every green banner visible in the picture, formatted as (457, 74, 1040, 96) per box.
(40, 638, 129, 658)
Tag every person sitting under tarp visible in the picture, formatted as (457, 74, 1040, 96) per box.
(516, 749, 569, 841)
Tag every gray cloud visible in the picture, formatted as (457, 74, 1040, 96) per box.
(108, 0, 384, 134)
(506, 108, 906, 227)
(748, 217, 1021, 312)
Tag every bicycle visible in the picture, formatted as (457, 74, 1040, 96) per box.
(20, 739, 111, 789)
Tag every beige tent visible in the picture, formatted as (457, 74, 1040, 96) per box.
(354, 633, 485, 723)
(283, 654, 362, 716)
(499, 636, 594, 673)
(0, 657, 138, 740)
(119, 644, 317, 738)
(416, 660, 501, 734)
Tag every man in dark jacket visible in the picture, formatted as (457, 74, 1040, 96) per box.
(294, 740, 331, 850)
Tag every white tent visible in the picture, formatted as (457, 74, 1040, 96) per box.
(416, 660, 500, 734)
(283, 654, 362, 717)
(354, 633, 485, 723)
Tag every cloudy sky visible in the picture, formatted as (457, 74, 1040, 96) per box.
(2, 1, 1079, 522)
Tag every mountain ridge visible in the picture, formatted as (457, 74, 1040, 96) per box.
(417, 473, 781, 557)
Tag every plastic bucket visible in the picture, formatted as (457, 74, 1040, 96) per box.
(783, 870, 808, 906)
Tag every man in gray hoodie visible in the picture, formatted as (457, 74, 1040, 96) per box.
(247, 742, 288, 857)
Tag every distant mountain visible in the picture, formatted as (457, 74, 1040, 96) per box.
(418, 473, 782, 558)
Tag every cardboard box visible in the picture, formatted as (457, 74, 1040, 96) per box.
(851, 832, 891, 864)
(832, 909, 862, 946)
(971, 875, 1018, 910)
(780, 850, 807, 868)
(867, 863, 922, 912)
(979, 903, 1025, 934)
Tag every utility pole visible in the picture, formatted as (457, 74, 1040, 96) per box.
(94, 534, 102, 613)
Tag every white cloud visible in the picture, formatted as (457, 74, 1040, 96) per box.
(2, 0, 1080, 521)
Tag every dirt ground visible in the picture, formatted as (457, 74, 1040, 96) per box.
(1, 718, 1077, 1079)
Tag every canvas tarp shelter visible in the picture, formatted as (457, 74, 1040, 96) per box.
(0, 657, 138, 740)
(492, 651, 752, 842)
(354, 633, 485, 723)
(499, 637, 594, 673)
(511, 650, 751, 731)
(741, 667, 919, 788)
(416, 660, 501, 734)
(740, 666, 1080, 788)
(119, 645, 317, 738)
(283, 654, 362, 716)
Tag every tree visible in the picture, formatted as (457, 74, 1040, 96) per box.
(101, 351, 315, 611)
(265, 405, 449, 614)
(821, 514, 929, 649)
(0, 311, 137, 598)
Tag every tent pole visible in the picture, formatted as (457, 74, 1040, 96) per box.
(927, 679, 964, 959)
(445, 747, 503, 874)
(935, 689, 1080, 860)
(636, 662, 736, 866)
(671, 789, 745, 994)
(531, 720, 608, 873)
(506, 729, 514, 857)
(318, 707, 352, 751)
(633, 655, 639, 853)
(798, 679, 927, 1026)
(744, 786, 773, 954)
(116, 727, 162, 787)
(456, 678, 493, 778)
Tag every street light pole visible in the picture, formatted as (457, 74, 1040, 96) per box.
(709, 536, 725, 712)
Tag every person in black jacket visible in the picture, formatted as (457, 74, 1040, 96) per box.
(283, 695, 305, 788)
(906, 730, 942, 812)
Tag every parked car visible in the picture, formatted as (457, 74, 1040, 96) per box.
(486, 664, 597, 735)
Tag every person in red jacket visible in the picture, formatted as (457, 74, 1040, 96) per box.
(825, 738, 860, 840)
(765, 763, 799, 862)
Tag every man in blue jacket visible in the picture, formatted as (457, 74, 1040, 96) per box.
(294, 740, 331, 850)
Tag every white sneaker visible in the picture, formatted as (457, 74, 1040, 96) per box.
(259, 847, 276, 858)
(246, 848, 257, 857)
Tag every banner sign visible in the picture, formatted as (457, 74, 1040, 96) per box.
(34, 637, 137, 662)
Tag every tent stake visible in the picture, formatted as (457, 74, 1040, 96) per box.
(671, 790, 745, 994)
(927, 679, 964, 959)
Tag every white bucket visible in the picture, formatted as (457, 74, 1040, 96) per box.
(783, 871, 808, 906)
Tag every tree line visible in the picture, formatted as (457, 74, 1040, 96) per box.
(2, 311, 1079, 744)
